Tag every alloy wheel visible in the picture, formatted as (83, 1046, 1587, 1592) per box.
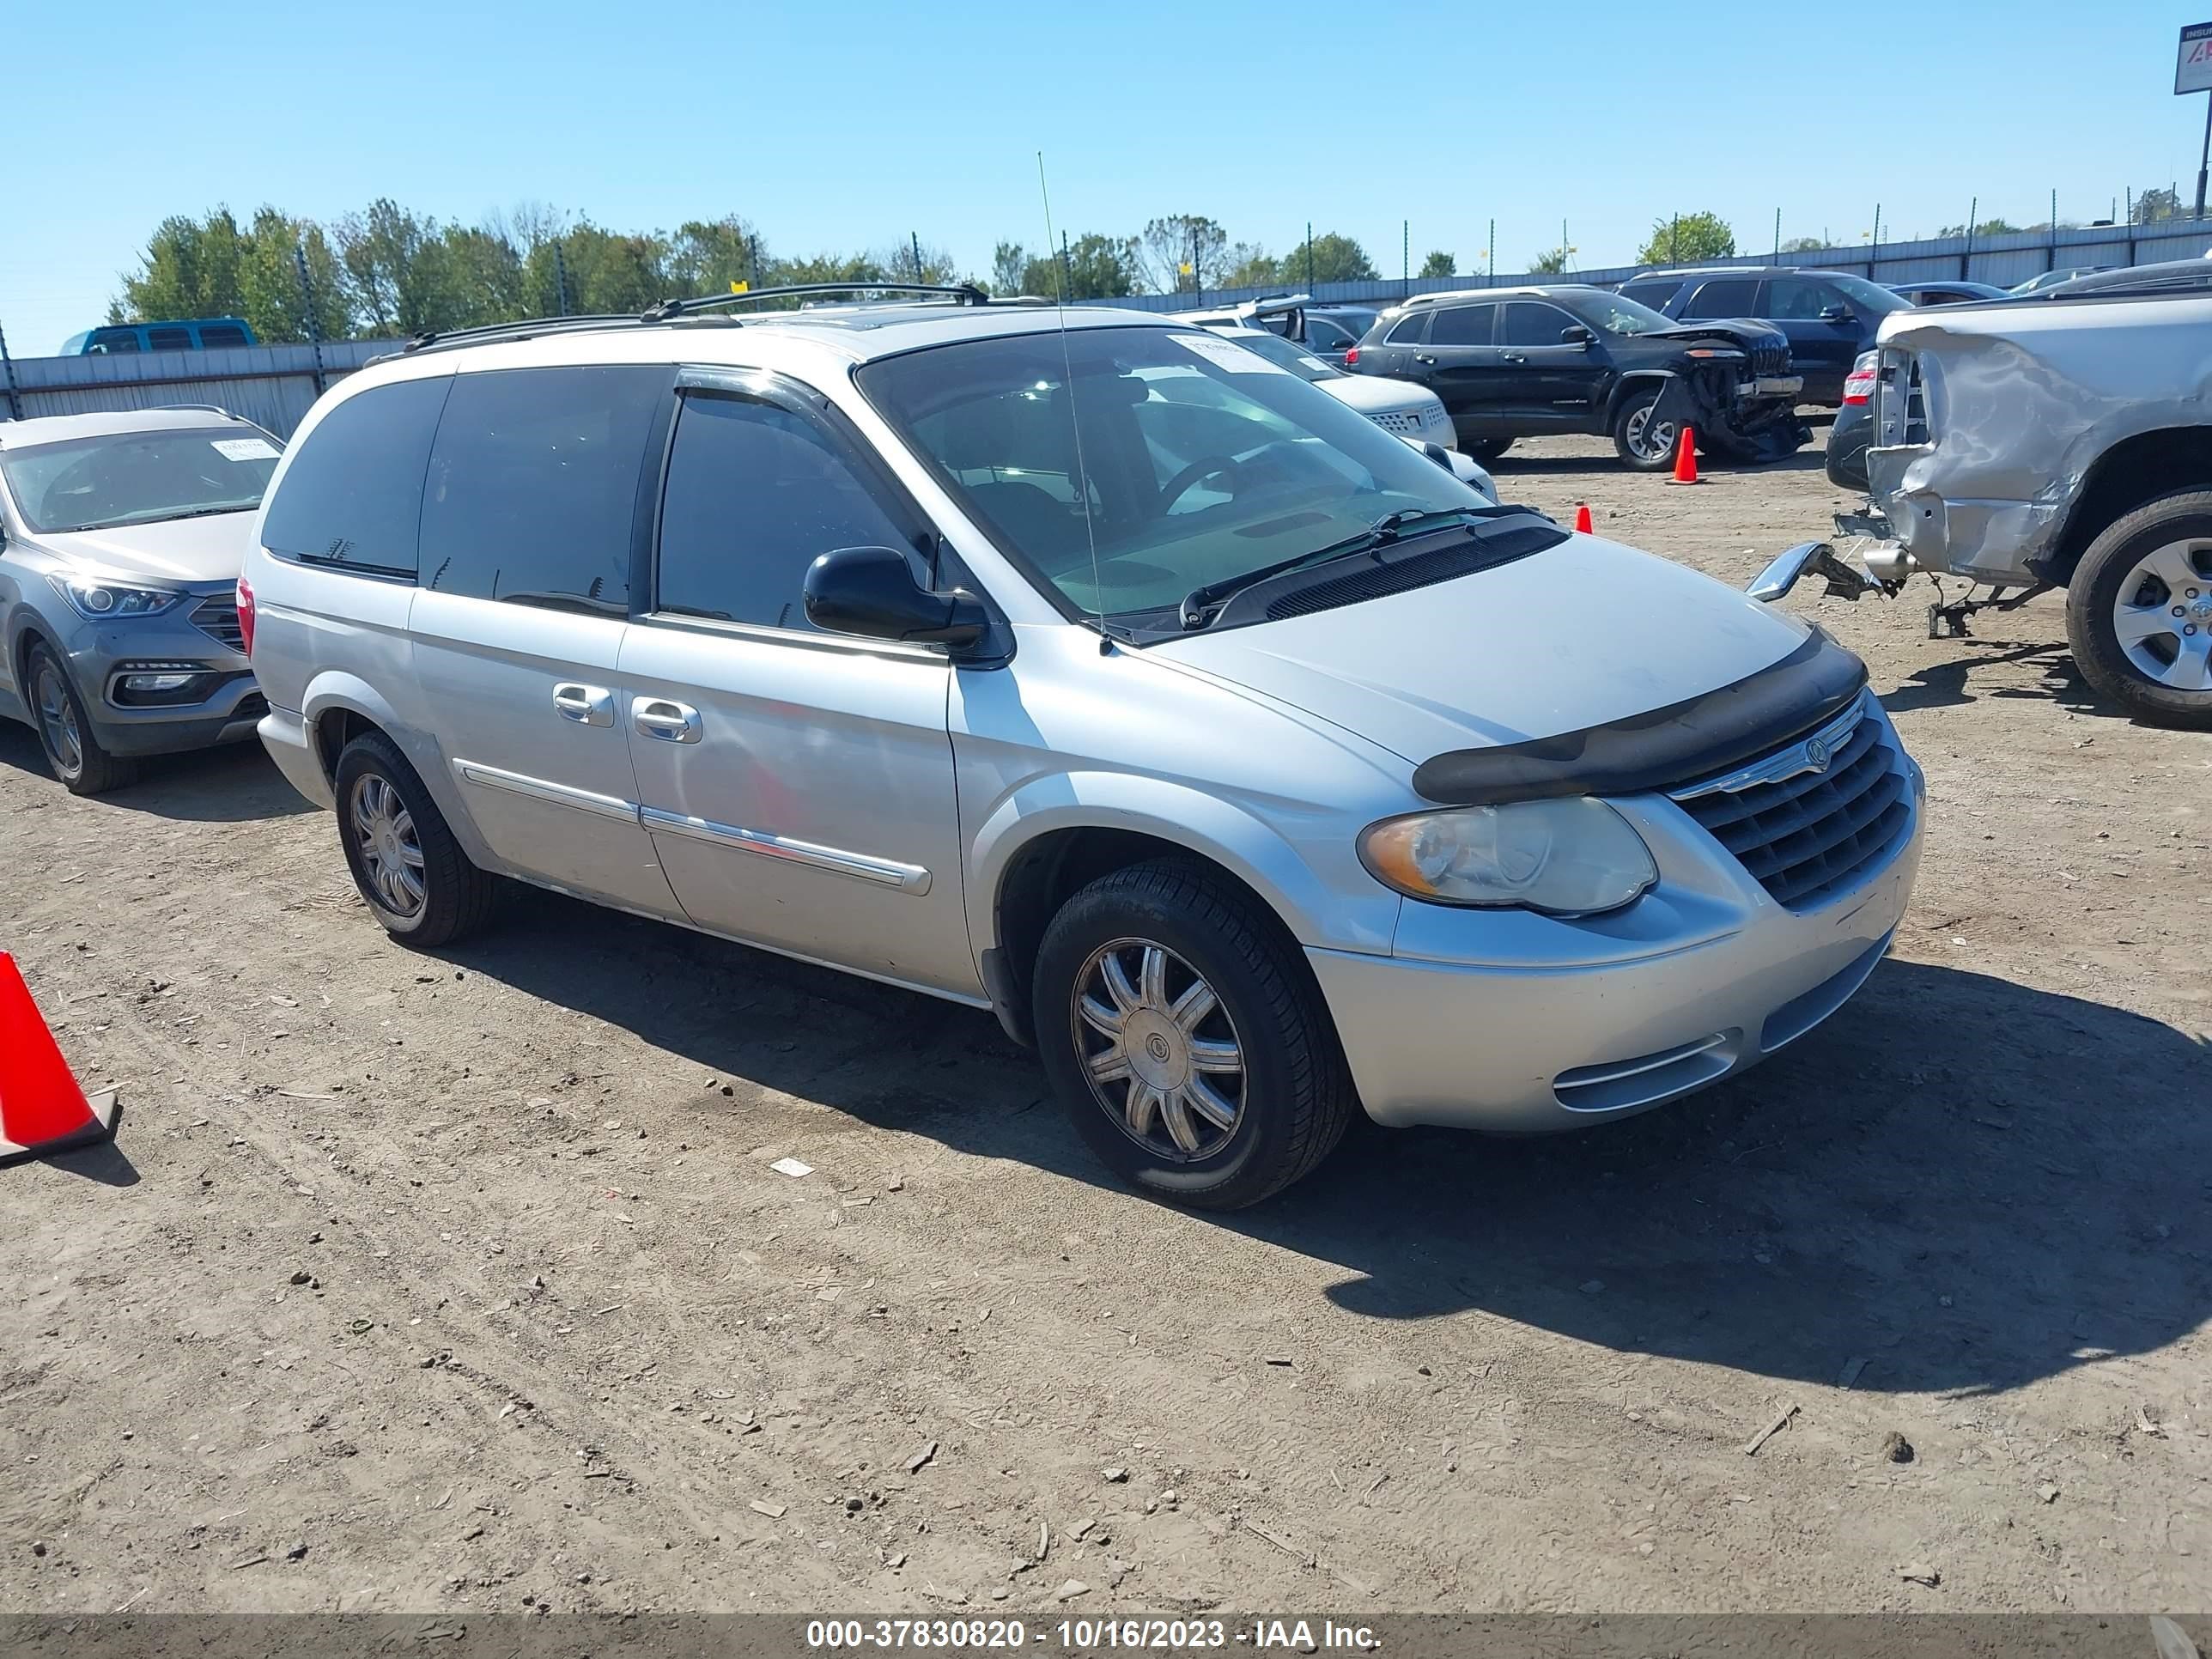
(1072, 938, 1246, 1162)
(350, 772, 427, 918)
(1625, 401, 1677, 464)
(33, 662, 83, 778)
(2112, 538, 2212, 690)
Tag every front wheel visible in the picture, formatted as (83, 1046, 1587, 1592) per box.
(1463, 437, 1513, 464)
(1612, 387, 1678, 472)
(2065, 490, 2212, 727)
(27, 642, 137, 796)
(1032, 860, 1355, 1210)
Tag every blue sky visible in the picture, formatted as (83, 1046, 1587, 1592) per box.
(3, 0, 2204, 355)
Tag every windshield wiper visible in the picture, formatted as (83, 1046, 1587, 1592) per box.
(1177, 508, 1480, 629)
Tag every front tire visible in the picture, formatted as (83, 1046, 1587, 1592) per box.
(333, 731, 497, 947)
(1031, 860, 1354, 1210)
(2064, 490, 2212, 728)
(1612, 386, 1678, 472)
(1463, 437, 1513, 464)
(26, 642, 137, 796)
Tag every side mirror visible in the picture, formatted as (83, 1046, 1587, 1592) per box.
(803, 545, 988, 649)
(1560, 324, 1595, 348)
(1819, 304, 1853, 324)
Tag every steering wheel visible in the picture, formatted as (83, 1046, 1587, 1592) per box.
(1158, 453, 1242, 513)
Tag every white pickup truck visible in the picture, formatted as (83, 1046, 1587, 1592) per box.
(1753, 259, 2212, 728)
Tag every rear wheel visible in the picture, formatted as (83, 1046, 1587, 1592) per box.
(27, 642, 137, 796)
(333, 731, 498, 946)
(1612, 386, 1678, 471)
(2065, 490, 2212, 727)
(1032, 860, 1354, 1210)
(1463, 437, 1513, 464)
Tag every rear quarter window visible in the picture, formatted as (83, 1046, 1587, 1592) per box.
(1620, 279, 1683, 309)
(417, 366, 668, 611)
(261, 376, 453, 578)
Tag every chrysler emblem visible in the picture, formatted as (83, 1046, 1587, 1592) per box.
(1804, 735, 1832, 770)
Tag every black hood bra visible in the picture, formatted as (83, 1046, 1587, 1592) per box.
(1410, 629, 1870, 806)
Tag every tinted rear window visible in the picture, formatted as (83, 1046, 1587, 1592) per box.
(1383, 312, 1430, 344)
(147, 326, 193, 350)
(418, 366, 666, 611)
(1426, 303, 1494, 346)
(199, 324, 250, 348)
(1682, 277, 1760, 318)
(1620, 279, 1683, 309)
(262, 376, 452, 577)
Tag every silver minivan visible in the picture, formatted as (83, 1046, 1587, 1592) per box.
(244, 289, 1925, 1207)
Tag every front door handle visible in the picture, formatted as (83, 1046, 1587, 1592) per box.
(1500, 350, 1528, 363)
(633, 697, 702, 744)
(1413, 353, 1437, 365)
(552, 683, 613, 727)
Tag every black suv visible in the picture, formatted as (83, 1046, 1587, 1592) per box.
(1348, 285, 1804, 470)
(1617, 267, 1914, 405)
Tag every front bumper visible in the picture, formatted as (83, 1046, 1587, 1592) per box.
(58, 595, 263, 757)
(1310, 741, 1926, 1133)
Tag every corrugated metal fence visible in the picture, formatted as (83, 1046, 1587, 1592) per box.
(0, 339, 398, 438)
(5, 218, 2210, 433)
(1097, 218, 2212, 313)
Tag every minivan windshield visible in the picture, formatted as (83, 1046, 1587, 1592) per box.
(858, 325, 1486, 624)
(0, 428, 282, 533)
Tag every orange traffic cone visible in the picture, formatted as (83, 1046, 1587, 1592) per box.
(1573, 502, 1594, 533)
(0, 953, 117, 1163)
(1665, 425, 1703, 485)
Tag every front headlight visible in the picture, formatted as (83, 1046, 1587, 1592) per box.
(50, 577, 183, 619)
(1358, 799, 1657, 916)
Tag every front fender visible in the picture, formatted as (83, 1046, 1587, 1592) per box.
(966, 770, 1401, 962)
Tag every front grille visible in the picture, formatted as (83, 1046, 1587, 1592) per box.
(191, 598, 245, 653)
(1670, 696, 1911, 910)
(1366, 410, 1425, 436)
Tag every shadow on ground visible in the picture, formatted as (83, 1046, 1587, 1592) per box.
(0, 724, 311, 823)
(444, 890, 2211, 1401)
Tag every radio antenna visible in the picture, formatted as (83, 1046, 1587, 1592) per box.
(1037, 151, 1110, 647)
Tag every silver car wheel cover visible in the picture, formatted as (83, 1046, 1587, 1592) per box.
(349, 773, 428, 918)
(32, 661, 83, 776)
(2112, 538, 2212, 692)
(1073, 937, 1245, 1163)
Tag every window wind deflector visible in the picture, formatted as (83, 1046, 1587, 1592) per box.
(495, 589, 629, 617)
(1177, 506, 1517, 630)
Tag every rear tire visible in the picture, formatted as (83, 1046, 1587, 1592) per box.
(1031, 859, 1355, 1210)
(26, 642, 137, 796)
(333, 731, 497, 947)
(1463, 438, 1513, 464)
(1612, 386, 1677, 472)
(2064, 489, 2212, 728)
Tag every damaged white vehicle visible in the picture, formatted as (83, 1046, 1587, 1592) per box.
(1751, 260, 2212, 727)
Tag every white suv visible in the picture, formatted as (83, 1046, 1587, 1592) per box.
(244, 284, 1924, 1207)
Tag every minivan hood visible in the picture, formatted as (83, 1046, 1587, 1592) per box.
(1152, 532, 1811, 764)
(33, 511, 257, 586)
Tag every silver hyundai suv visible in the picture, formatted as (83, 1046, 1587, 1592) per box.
(245, 285, 1925, 1208)
(1, 407, 280, 793)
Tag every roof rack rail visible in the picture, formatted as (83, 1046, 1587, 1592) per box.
(398, 313, 654, 357)
(151, 402, 233, 416)
(641, 281, 991, 321)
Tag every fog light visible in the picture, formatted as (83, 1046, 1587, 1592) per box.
(122, 672, 198, 693)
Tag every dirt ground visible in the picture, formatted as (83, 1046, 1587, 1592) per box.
(3, 428, 2207, 1619)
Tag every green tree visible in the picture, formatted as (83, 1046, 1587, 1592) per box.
(1020, 234, 1141, 301)
(333, 198, 447, 336)
(119, 209, 249, 325)
(1223, 248, 1280, 289)
(991, 240, 1030, 295)
(1418, 249, 1456, 278)
(1528, 246, 1571, 275)
(1778, 234, 1827, 254)
(234, 210, 349, 343)
(1303, 232, 1377, 283)
(1936, 216, 2020, 238)
(1638, 211, 1735, 264)
(2133, 185, 2182, 224)
(666, 216, 764, 296)
(1140, 215, 1230, 293)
